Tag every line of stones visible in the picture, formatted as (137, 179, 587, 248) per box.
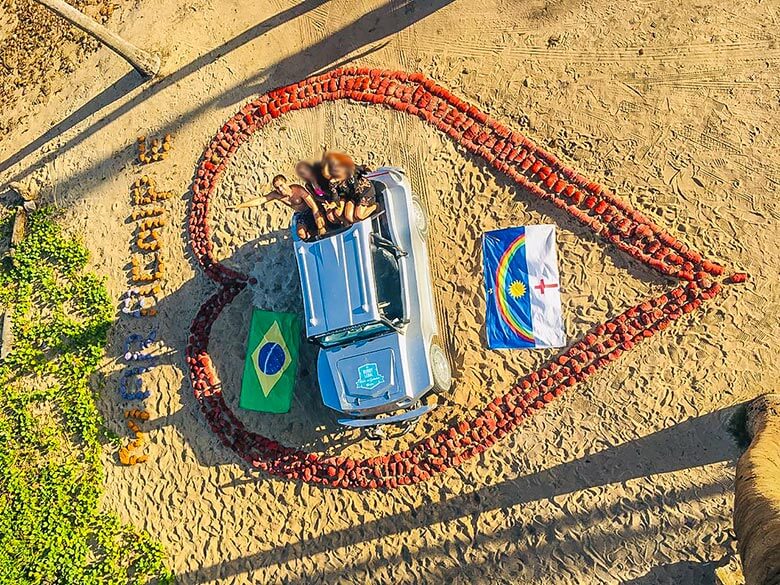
(189, 67, 726, 288)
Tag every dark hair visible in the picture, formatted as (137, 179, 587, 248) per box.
(272, 174, 286, 186)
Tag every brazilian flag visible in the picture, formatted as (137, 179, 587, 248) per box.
(240, 309, 301, 413)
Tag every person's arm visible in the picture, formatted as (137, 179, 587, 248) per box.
(324, 184, 341, 206)
(302, 193, 319, 213)
(319, 146, 332, 180)
(229, 191, 280, 210)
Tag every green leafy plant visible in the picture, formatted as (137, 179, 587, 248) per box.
(0, 208, 173, 585)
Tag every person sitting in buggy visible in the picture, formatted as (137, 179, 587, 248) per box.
(295, 161, 344, 226)
(230, 174, 326, 240)
(291, 165, 452, 430)
(320, 151, 378, 224)
(232, 151, 379, 241)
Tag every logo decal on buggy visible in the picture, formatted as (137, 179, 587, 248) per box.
(355, 363, 385, 390)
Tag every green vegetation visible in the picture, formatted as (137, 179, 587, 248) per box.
(0, 209, 172, 584)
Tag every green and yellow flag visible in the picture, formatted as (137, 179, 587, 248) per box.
(240, 309, 301, 413)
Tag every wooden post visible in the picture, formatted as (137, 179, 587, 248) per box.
(33, 0, 160, 77)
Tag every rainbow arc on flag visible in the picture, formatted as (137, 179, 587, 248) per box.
(482, 225, 566, 349)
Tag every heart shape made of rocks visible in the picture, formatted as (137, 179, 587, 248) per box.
(184, 67, 743, 490)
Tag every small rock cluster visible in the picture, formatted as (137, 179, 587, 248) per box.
(118, 330, 157, 401)
(184, 67, 744, 489)
(137, 134, 173, 164)
(119, 409, 150, 465)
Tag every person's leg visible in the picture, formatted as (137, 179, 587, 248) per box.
(323, 202, 340, 226)
(303, 195, 327, 236)
(332, 200, 349, 225)
(295, 214, 311, 240)
(343, 200, 355, 224)
(353, 203, 377, 221)
(314, 214, 326, 236)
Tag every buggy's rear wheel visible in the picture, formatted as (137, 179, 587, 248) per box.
(411, 196, 428, 238)
(429, 337, 452, 393)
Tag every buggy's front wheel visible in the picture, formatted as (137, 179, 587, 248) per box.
(411, 195, 428, 238)
(429, 337, 452, 393)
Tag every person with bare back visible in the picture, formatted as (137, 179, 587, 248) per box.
(231, 174, 326, 240)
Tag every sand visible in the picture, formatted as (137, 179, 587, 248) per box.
(1, 0, 779, 583)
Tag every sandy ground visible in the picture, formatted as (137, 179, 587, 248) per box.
(0, 0, 117, 136)
(2, 0, 779, 583)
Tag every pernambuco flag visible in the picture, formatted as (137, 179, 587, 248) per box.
(482, 225, 566, 349)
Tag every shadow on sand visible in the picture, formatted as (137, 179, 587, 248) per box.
(97, 208, 739, 581)
(100, 270, 739, 585)
(61, 3, 736, 580)
(1, 0, 455, 188)
(85, 112, 736, 581)
(173, 405, 739, 583)
(98, 227, 369, 463)
(98, 142, 682, 472)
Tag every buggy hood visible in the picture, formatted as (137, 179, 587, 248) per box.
(294, 221, 381, 339)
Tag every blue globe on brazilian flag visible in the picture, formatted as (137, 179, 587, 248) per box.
(240, 309, 301, 413)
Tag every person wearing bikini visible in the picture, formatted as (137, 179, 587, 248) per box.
(321, 151, 377, 225)
(295, 161, 344, 227)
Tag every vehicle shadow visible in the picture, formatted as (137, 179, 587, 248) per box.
(174, 404, 741, 584)
(96, 227, 376, 470)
